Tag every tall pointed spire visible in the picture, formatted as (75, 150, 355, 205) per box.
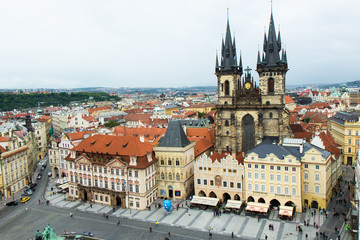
(239, 51, 243, 70)
(218, 9, 238, 73)
(215, 51, 219, 70)
(257, 50, 261, 65)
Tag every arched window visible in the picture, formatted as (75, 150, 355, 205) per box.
(225, 120, 229, 126)
(168, 158, 172, 165)
(169, 173, 172, 180)
(161, 172, 165, 180)
(269, 112, 273, 118)
(225, 81, 230, 96)
(268, 78, 274, 93)
(160, 158, 164, 165)
(221, 83, 224, 92)
(227, 131, 230, 135)
(176, 158, 180, 166)
(176, 173, 180, 181)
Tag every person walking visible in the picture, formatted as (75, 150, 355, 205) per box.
(264, 234, 268, 240)
(149, 226, 152, 232)
(70, 212, 73, 217)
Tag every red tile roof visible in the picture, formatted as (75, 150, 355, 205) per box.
(285, 95, 295, 104)
(0, 137, 10, 142)
(124, 113, 152, 122)
(209, 151, 244, 165)
(318, 130, 341, 158)
(112, 126, 166, 145)
(88, 107, 111, 114)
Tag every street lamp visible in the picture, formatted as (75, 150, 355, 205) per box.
(205, 225, 213, 240)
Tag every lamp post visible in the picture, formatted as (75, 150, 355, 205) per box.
(205, 225, 213, 240)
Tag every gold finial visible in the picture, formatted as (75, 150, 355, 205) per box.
(227, 8, 229, 21)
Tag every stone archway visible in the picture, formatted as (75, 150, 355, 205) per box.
(116, 196, 121, 207)
(247, 196, 255, 202)
(285, 201, 295, 207)
(242, 114, 255, 152)
(209, 191, 217, 198)
(311, 200, 319, 209)
(198, 190, 206, 197)
(270, 199, 281, 208)
(234, 194, 240, 201)
(258, 197, 266, 203)
(223, 193, 231, 202)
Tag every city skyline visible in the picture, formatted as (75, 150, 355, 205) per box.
(0, 0, 359, 89)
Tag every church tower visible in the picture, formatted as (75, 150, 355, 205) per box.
(256, 6, 290, 140)
(215, 6, 291, 154)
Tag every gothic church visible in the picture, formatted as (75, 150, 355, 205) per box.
(215, 8, 291, 153)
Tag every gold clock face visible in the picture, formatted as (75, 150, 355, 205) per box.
(245, 82, 251, 89)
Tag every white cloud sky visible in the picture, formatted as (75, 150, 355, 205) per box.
(0, 0, 359, 89)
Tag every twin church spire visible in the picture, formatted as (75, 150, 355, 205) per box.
(215, 14, 243, 74)
(216, 5, 287, 74)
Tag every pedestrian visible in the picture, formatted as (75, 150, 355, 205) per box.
(209, 232, 212, 239)
(269, 224, 271, 230)
(39, 199, 41, 205)
(168, 232, 171, 237)
(314, 222, 316, 228)
(106, 215, 109, 220)
(231, 232, 234, 238)
(117, 220, 120, 226)
(113, 207, 115, 212)
(103, 213, 105, 218)
(305, 233, 308, 239)
(90, 203, 92, 208)
(149, 226, 152, 232)
(70, 212, 73, 217)
(338, 234, 340, 240)
(264, 234, 268, 240)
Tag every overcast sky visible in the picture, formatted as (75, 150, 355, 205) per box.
(0, 0, 359, 89)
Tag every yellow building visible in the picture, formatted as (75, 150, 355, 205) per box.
(154, 121, 196, 200)
(244, 138, 340, 212)
(329, 111, 360, 165)
(184, 103, 215, 114)
(163, 105, 180, 115)
(194, 151, 245, 202)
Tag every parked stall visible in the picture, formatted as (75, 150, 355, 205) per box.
(224, 200, 244, 214)
(279, 206, 294, 220)
(190, 196, 220, 210)
(245, 202, 270, 218)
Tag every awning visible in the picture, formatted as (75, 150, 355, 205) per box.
(191, 196, 219, 207)
(245, 202, 270, 213)
(55, 177, 68, 185)
(279, 206, 294, 216)
(225, 200, 244, 209)
(58, 183, 69, 189)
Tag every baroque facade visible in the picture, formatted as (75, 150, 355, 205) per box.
(215, 10, 291, 154)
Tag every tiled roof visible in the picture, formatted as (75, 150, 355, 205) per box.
(209, 151, 244, 165)
(66, 131, 93, 141)
(318, 130, 341, 158)
(0, 137, 10, 142)
(330, 111, 360, 125)
(112, 126, 166, 145)
(124, 113, 152, 122)
(158, 121, 190, 148)
(88, 107, 111, 114)
(285, 95, 295, 104)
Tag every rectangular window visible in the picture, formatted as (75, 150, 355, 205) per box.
(105, 181, 108, 189)
(315, 174, 320, 181)
(315, 185, 320, 193)
(237, 182, 241, 189)
(104, 167, 107, 173)
(111, 182, 115, 190)
(254, 184, 259, 191)
(100, 196, 103, 201)
(135, 185, 139, 193)
(284, 175, 289, 182)
(261, 173, 265, 180)
(136, 202, 140, 208)
(277, 174, 281, 181)
(261, 165, 265, 170)
(117, 182, 120, 191)
(116, 169, 119, 175)
(88, 178, 91, 186)
(111, 169, 114, 175)
(292, 167, 296, 172)
(349, 130, 352, 135)
(248, 183, 252, 191)
(292, 188, 296, 196)
(304, 164, 308, 169)
(284, 187, 289, 195)
(304, 172, 308, 180)
(261, 184, 265, 192)
(304, 184, 308, 192)
(270, 174, 274, 181)
(135, 171, 139, 178)
(315, 165, 320, 170)
(99, 167, 102, 173)
(277, 166, 281, 171)
(210, 180, 214, 186)
(129, 170, 132, 177)
(349, 138, 352, 144)
(204, 179, 208, 185)
(100, 180, 103, 188)
(121, 169, 124, 176)
(292, 176, 297, 183)
(270, 185, 274, 193)
(248, 172, 252, 179)
(254, 173, 259, 180)
(129, 184, 133, 192)
(276, 186, 281, 194)
(197, 179, 201, 184)
(95, 179, 98, 187)
(223, 181, 227, 187)
(270, 165, 274, 170)
(247, 164, 252, 169)
(284, 166, 289, 171)
(230, 182, 234, 188)
(94, 166, 97, 172)
(255, 164, 258, 169)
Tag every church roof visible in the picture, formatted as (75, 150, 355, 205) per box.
(158, 120, 191, 148)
